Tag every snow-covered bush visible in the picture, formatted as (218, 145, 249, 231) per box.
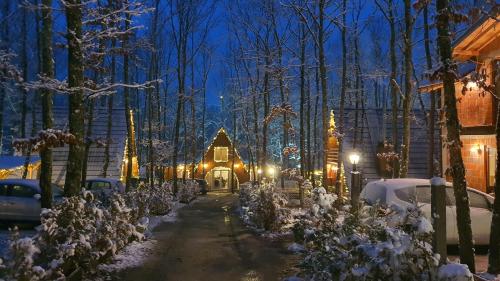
(178, 180, 199, 203)
(239, 182, 292, 231)
(0, 183, 176, 280)
(438, 263, 473, 281)
(146, 183, 174, 215)
(299, 202, 441, 281)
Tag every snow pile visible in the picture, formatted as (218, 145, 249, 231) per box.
(98, 240, 157, 273)
(437, 263, 473, 281)
(177, 180, 200, 203)
(296, 199, 442, 281)
(0, 184, 177, 280)
(239, 182, 292, 232)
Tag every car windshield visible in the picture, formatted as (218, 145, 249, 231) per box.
(394, 186, 416, 203)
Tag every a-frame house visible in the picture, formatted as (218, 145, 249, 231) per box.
(165, 128, 250, 191)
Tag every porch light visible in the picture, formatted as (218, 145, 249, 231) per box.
(349, 152, 360, 165)
(471, 144, 482, 154)
(203, 163, 208, 169)
(234, 164, 240, 168)
(466, 81, 479, 90)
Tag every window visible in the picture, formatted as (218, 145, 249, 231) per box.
(10, 185, 36, 198)
(92, 182, 111, 190)
(214, 147, 228, 162)
(394, 187, 416, 203)
(0, 184, 8, 196)
(487, 147, 496, 193)
(468, 191, 490, 209)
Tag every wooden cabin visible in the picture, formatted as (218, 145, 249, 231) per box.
(326, 110, 341, 187)
(165, 128, 250, 191)
(24, 106, 139, 186)
(420, 13, 499, 193)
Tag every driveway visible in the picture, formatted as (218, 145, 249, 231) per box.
(117, 193, 298, 281)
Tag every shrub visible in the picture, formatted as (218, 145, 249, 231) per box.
(178, 180, 199, 203)
(299, 201, 443, 281)
(0, 183, 176, 280)
(239, 182, 292, 232)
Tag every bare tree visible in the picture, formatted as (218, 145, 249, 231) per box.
(434, 0, 475, 271)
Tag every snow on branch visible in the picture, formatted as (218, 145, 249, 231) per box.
(13, 129, 77, 153)
(263, 103, 297, 125)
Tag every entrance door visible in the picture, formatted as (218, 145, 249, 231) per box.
(212, 169, 230, 190)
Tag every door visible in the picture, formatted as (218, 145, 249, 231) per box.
(444, 187, 459, 244)
(212, 169, 229, 190)
(0, 183, 13, 219)
(467, 190, 492, 245)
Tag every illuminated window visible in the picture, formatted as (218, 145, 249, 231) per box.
(214, 147, 228, 162)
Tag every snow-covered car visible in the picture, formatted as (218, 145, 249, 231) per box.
(0, 179, 63, 222)
(361, 178, 494, 245)
(84, 178, 125, 199)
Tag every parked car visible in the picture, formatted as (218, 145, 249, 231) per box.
(0, 179, 63, 222)
(195, 179, 208, 195)
(84, 178, 125, 199)
(361, 178, 494, 245)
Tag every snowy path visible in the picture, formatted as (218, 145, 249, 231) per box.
(116, 193, 299, 281)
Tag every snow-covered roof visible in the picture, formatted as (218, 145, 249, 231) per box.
(26, 106, 127, 185)
(366, 178, 436, 190)
(0, 156, 40, 170)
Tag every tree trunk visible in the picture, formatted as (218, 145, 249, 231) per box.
(64, 0, 85, 197)
(262, 56, 270, 167)
(81, 99, 94, 185)
(436, 0, 475, 272)
(102, 31, 116, 177)
(39, 0, 54, 208)
(389, 0, 398, 178)
(488, 64, 500, 274)
(123, 4, 134, 192)
(299, 23, 306, 205)
(21, 4, 30, 179)
(424, 4, 436, 177)
(399, 0, 413, 178)
(336, 0, 347, 198)
(0, 1, 9, 154)
(318, 0, 329, 190)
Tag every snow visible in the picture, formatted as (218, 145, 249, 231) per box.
(437, 263, 473, 281)
(479, 272, 500, 281)
(287, 243, 305, 253)
(417, 217, 434, 234)
(431, 177, 447, 186)
(98, 240, 158, 273)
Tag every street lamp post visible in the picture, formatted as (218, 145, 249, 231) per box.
(349, 152, 361, 208)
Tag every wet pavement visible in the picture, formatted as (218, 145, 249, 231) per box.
(118, 193, 298, 281)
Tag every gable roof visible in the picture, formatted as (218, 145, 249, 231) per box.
(27, 106, 127, 185)
(201, 127, 244, 165)
(453, 12, 500, 61)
